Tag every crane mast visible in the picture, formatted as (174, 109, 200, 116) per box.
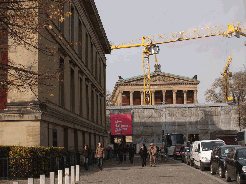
(222, 55, 232, 103)
(111, 21, 246, 105)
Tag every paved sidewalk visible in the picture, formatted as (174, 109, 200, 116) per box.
(0, 156, 227, 184)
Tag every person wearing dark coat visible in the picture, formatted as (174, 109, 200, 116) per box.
(123, 145, 127, 161)
(128, 144, 135, 164)
(81, 145, 91, 171)
(119, 144, 124, 164)
(139, 145, 148, 167)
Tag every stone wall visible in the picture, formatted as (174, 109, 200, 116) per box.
(107, 103, 239, 145)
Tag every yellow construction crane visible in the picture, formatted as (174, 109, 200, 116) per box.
(222, 55, 232, 103)
(111, 21, 246, 105)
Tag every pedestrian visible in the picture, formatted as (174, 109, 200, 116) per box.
(119, 144, 124, 164)
(139, 145, 148, 167)
(95, 142, 105, 171)
(115, 144, 119, 161)
(123, 145, 127, 161)
(148, 143, 157, 167)
(81, 145, 91, 171)
(128, 144, 135, 164)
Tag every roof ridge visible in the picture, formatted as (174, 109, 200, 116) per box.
(123, 72, 193, 81)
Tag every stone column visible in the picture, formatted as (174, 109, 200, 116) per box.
(140, 91, 144, 105)
(173, 90, 177, 104)
(88, 81, 91, 121)
(151, 90, 155, 105)
(130, 91, 134, 105)
(183, 90, 187, 104)
(118, 90, 123, 106)
(194, 90, 198, 104)
(162, 90, 166, 103)
(82, 75, 86, 118)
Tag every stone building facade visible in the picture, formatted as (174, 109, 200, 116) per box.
(110, 64, 200, 106)
(107, 103, 239, 148)
(0, 0, 110, 151)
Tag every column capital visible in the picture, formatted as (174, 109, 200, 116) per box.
(119, 90, 123, 94)
(130, 90, 134, 94)
(194, 89, 198, 93)
(162, 90, 166, 93)
(172, 90, 177, 93)
(183, 90, 187, 93)
(140, 91, 144, 94)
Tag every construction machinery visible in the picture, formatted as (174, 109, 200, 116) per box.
(111, 21, 246, 105)
(222, 55, 232, 103)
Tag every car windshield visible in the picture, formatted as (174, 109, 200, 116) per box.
(238, 149, 246, 160)
(201, 142, 224, 151)
(221, 147, 233, 157)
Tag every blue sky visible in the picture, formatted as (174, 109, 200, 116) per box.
(94, 0, 246, 103)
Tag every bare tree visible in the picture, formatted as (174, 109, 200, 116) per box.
(0, 0, 73, 108)
(106, 89, 113, 107)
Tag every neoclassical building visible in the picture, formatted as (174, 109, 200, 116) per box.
(0, 0, 110, 151)
(111, 64, 200, 106)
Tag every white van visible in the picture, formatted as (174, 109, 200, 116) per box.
(190, 140, 225, 171)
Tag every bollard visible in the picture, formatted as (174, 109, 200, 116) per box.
(65, 168, 69, 184)
(71, 166, 75, 184)
(28, 178, 34, 184)
(40, 174, 45, 184)
(76, 165, 79, 181)
(58, 170, 63, 184)
(50, 172, 55, 184)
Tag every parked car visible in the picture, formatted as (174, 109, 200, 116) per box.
(210, 145, 241, 178)
(181, 147, 190, 163)
(225, 147, 246, 183)
(173, 144, 183, 160)
(190, 140, 225, 171)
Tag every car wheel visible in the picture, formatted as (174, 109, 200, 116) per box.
(237, 172, 242, 184)
(200, 161, 205, 171)
(218, 166, 225, 178)
(210, 163, 215, 175)
(225, 169, 231, 182)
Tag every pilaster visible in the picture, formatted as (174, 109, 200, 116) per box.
(173, 90, 177, 104)
(64, 58, 70, 111)
(194, 90, 198, 104)
(82, 75, 86, 118)
(162, 90, 166, 103)
(130, 91, 134, 106)
(74, 67, 79, 114)
(140, 91, 144, 105)
(118, 90, 123, 106)
(151, 90, 155, 105)
(183, 90, 187, 104)
(88, 81, 92, 121)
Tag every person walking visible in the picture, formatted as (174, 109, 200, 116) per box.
(129, 144, 135, 164)
(148, 143, 157, 167)
(139, 145, 148, 167)
(95, 142, 105, 171)
(81, 145, 91, 171)
(123, 145, 127, 161)
(119, 144, 124, 164)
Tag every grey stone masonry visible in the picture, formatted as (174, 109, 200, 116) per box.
(107, 103, 239, 145)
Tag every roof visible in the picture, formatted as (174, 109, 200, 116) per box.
(82, 0, 111, 54)
(122, 72, 194, 81)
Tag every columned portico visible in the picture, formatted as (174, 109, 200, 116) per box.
(173, 90, 177, 104)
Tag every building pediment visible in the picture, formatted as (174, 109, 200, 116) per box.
(121, 72, 199, 84)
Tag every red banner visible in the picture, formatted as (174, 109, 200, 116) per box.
(110, 113, 132, 135)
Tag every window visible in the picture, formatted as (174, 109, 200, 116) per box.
(53, 129, 57, 147)
(70, 68, 75, 113)
(86, 83, 89, 119)
(70, 5, 74, 48)
(91, 88, 94, 122)
(59, 57, 65, 107)
(78, 20, 82, 59)
(79, 77, 83, 116)
(86, 33, 88, 67)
